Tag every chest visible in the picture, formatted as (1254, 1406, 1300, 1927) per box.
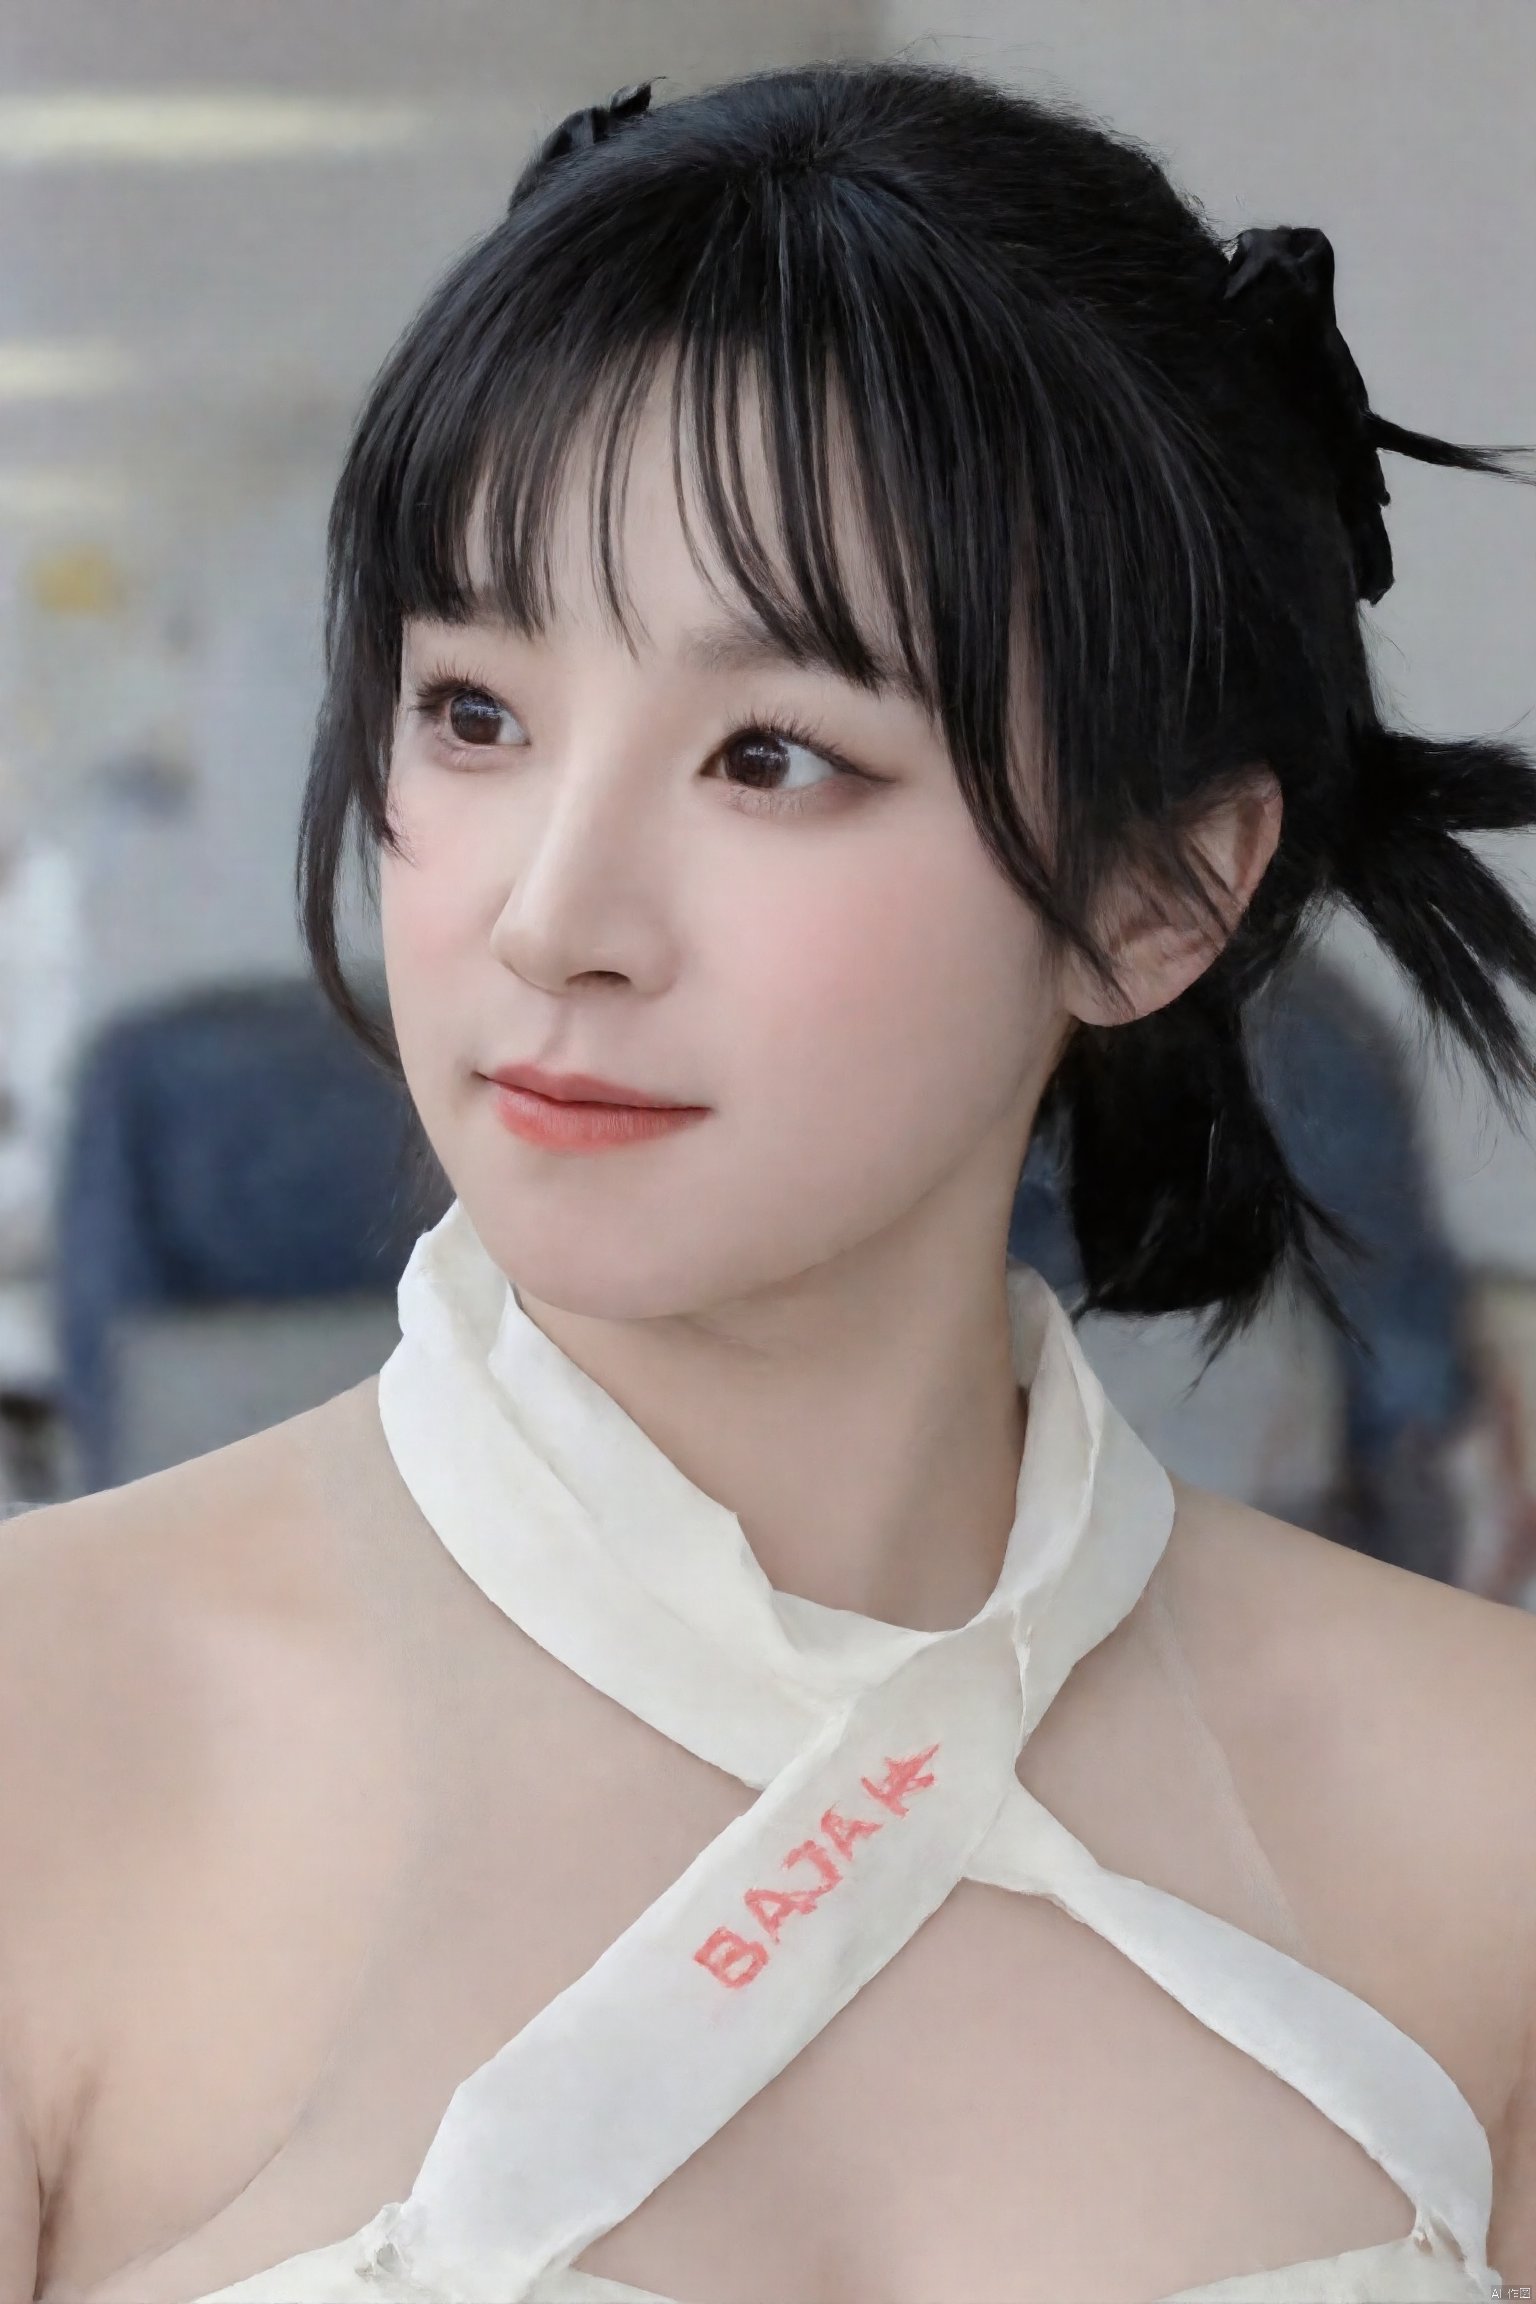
(51, 1599, 1418, 2304)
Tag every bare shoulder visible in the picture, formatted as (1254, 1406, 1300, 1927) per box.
(0, 1375, 393, 1817)
(1164, 1476, 1536, 1778)
(0, 1379, 398, 2198)
(1161, 1483, 1536, 2245)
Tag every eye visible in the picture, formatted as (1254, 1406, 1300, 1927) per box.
(709, 720, 859, 814)
(411, 676, 528, 758)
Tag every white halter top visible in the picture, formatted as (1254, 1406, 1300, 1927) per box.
(192, 1198, 1503, 2304)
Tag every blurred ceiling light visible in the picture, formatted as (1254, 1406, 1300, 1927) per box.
(0, 93, 429, 165)
(0, 468, 132, 521)
(0, 341, 141, 401)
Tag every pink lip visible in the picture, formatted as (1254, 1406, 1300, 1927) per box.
(484, 1079, 709, 1154)
(481, 1064, 703, 1111)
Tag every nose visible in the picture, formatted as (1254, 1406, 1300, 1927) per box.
(484, 742, 674, 997)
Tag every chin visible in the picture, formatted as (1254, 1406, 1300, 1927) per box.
(457, 1187, 864, 1329)
(461, 1202, 737, 1323)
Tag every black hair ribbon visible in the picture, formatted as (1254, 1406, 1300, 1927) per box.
(1223, 224, 1395, 605)
(507, 81, 654, 214)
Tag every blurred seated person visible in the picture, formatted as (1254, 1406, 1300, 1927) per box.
(1009, 945, 1475, 1585)
(53, 966, 443, 1496)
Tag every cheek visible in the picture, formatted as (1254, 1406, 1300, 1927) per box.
(380, 844, 464, 976)
(713, 833, 1047, 1137)
(376, 803, 489, 1123)
(378, 772, 502, 1008)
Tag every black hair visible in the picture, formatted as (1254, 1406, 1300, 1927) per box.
(298, 57, 1536, 1342)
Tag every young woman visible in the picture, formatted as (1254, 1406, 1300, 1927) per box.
(4, 57, 1534, 2304)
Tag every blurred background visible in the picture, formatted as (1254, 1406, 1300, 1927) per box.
(0, 0, 1531, 1608)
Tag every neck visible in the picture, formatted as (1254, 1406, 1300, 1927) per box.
(513, 1212, 1030, 1634)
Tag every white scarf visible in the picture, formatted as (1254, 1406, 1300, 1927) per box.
(326, 1198, 1491, 2301)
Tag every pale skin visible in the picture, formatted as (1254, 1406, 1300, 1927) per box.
(0, 399, 1534, 2303)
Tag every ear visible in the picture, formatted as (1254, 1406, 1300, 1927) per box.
(1064, 771, 1282, 1028)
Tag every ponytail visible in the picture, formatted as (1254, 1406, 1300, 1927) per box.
(1055, 973, 1352, 1349)
(1336, 725, 1536, 1101)
(1052, 226, 1536, 1335)
(1059, 715, 1536, 1343)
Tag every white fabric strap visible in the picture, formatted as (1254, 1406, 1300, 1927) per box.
(362, 1200, 1493, 2295)
(374, 1617, 1025, 2297)
(969, 1783, 1493, 2273)
(380, 1284, 825, 1785)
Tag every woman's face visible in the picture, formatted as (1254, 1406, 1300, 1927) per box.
(378, 400, 1071, 1321)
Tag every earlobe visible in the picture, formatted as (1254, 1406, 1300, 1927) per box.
(1067, 770, 1283, 1028)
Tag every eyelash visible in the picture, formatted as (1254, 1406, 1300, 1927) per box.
(405, 667, 874, 819)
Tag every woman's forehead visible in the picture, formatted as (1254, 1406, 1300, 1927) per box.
(461, 445, 725, 628)
(453, 412, 914, 685)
